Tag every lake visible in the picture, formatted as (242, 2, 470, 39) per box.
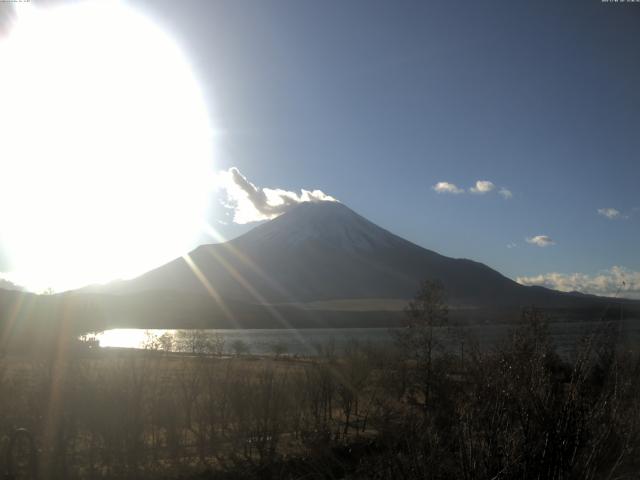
(88, 319, 640, 357)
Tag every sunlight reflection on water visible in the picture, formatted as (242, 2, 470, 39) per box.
(87, 321, 640, 357)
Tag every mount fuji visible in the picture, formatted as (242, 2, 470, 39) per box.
(1, 201, 638, 336)
(95, 201, 625, 311)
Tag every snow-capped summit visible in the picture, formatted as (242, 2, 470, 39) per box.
(232, 202, 402, 252)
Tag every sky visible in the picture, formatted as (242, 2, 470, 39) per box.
(135, 0, 639, 297)
(0, 0, 639, 297)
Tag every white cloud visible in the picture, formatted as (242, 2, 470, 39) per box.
(433, 180, 513, 198)
(498, 187, 513, 199)
(526, 235, 555, 247)
(433, 181, 464, 194)
(517, 266, 640, 300)
(506, 242, 517, 249)
(218, 167, 337, 224)
(597, 208, 622, 220)
(469, 180, 495, 194)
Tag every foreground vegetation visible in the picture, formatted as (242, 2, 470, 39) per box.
(1, 283, 639, 479)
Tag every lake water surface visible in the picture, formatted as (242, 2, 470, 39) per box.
(90, 319, 640, 357)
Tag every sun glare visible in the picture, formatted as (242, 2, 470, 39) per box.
(0, 1, 214, 292)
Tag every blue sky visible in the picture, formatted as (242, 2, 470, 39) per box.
(1, 0, 638, 296)
(133, 0, 639, 293)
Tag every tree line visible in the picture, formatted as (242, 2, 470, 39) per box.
(0, 280, 638, 479)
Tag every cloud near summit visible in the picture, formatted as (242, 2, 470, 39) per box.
(218, 167, 337, 224)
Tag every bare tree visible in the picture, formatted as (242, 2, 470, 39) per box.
(394, 280, 448, 412)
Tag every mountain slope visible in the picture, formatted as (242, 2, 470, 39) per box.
(99, 202, 606, 309)
(4, 201, 638, 335)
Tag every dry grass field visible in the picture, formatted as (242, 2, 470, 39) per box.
(1, 305, 640, 480)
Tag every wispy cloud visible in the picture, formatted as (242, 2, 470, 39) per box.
(506, 242, 517, 249)
(498, 187, 513, 199)
(597, 208, 623, 220)
(517, 266, 640, 300)
(469, 180, 495, 194)
(433, 181, 464, 194)
(218, 167, 337, 224)
(526, 235, 555, 247)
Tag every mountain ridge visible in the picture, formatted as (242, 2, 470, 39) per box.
(1, 201, 638, 337)
(92, 201, 628, 310)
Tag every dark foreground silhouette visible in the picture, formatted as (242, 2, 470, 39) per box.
(0, 285, 639, 479)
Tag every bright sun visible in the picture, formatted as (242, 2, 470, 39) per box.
(0, 1, 214, 293)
